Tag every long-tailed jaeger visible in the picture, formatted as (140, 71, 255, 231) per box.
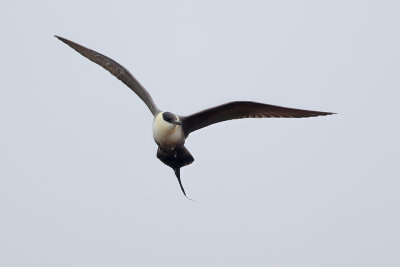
(55, 36, 335, 198)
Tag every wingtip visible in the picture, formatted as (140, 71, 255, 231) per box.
(54, 35, 68, 43)
(54, 35, 65, 42)
(318, 111, 337, 117)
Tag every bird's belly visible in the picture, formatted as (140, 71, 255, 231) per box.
(153, 126, 184, 152)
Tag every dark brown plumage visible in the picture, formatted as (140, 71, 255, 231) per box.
(181, 101, 334, 137)
(55, 35, 160, 115)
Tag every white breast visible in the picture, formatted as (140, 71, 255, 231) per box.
(152, 113, 184, 148)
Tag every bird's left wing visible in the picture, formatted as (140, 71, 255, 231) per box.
(181, 101, 335, 137)
(55, 36, 160, 115)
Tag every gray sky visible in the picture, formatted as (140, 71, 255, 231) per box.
(1, 0, 399, 266)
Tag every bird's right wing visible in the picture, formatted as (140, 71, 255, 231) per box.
(55, 36, 160, 115)
(181, 101, 335, 137)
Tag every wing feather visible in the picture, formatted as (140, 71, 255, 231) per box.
(181, 101, 334, 137)
(55, 36, 160, 115)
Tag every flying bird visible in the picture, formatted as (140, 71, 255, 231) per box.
(55, 35, 335, 198)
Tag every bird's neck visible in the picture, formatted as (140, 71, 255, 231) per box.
(152, 113, 184, 148)
(153, 113, 176, 134)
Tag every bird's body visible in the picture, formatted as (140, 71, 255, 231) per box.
(55, 35, 335, 198)
(152, 112, 184, 152)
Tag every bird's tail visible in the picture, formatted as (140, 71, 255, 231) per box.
(173, 168, 194, 201)
(157, 146, 194, 198)
(156, 146, 194, 170)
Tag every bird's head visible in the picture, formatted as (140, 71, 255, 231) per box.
(162, 112, 182, 126)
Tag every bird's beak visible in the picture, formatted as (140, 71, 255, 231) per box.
(172, 120, 182, 125)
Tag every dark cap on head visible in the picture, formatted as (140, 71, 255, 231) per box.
(163, 112, 181, 125)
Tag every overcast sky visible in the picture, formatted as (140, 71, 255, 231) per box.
(1, 0, 399, 266)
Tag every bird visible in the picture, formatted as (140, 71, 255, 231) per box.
(55, 35, 335, 198)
